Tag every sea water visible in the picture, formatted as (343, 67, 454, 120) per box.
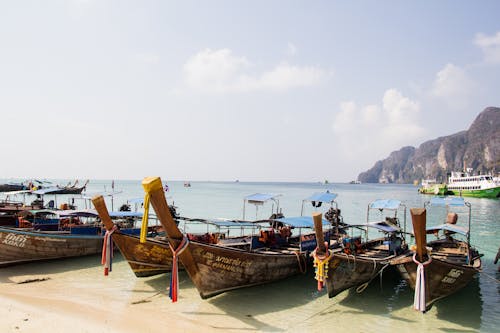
(1, 179, 499, 332)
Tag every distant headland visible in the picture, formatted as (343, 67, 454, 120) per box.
(358, 107, 500, 184)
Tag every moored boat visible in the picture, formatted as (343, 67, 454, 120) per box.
(390, 197, 482, 312)
(0, 207, 146, 267)
(133, 177, 332, 300)
(32, 180, 89, 195)
(418, 179, 448, 195)
(312, 199, 408, 297)
(446, 169, 500, 198)
(0, 182, 27, 192)
(0, 210, 104, 267)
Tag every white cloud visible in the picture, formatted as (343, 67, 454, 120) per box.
(431, 63, 476, 107)
(332, 89, 425, 163)
(181, 48, 329, 94)
(474, 31, 500, 64)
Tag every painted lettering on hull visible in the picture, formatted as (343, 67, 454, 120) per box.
(193, 248, 253, 273)
(441, 268, 463, 284)
(2, 233, 28, 248)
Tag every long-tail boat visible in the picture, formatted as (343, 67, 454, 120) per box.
(390, 197, 482, 312)
(0, 208, 147, 267)
(313, 199, 409, 297)
(0, 210, 104, 267)
(130, 176, 331, 299)
(31, 180, 89, 196)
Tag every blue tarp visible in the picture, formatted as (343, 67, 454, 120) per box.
(63, 209, 99, 217)
(275, 216, 329, 228)
(346, 222, 400, 233)
(245, 193, 280, 203)
(426, 223, 469, 236)
(429, 197, 466, 207)
(304, 192, 338, 203)
(108, 211, 143, 218)
(62, 210, 143, 218)
(369, 199, 401, 210)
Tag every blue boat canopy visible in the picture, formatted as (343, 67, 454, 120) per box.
(304, 192, 338, 203)
(426, 223, 469, 237)
(199, 219, 257, 228)
(274, 216, 329, 228)
(62, 209, 99, 217)
(108, 211, 143, 218)
(429, 197, 466, 207)
(369, 199, 401, 210)
(347, 222, 400, 233)
(245, 193, 281, 204)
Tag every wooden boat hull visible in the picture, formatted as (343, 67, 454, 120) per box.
(186, 241, 307, 299)
(391, 255, 481, 310)
(325, 252, 388, 297)
(0, 184, 26, 192)
(111, 233, 173, 277)
(0, 227, 103, 267)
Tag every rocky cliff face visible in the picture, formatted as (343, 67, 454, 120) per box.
(358, 107, 500, 183)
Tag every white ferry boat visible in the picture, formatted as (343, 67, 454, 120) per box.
(447, 169, 500, 198)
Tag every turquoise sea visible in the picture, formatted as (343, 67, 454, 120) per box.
(1, 179, 499, 332)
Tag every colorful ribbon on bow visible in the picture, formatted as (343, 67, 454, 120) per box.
(102, 225, 118, 276)
(168, 237, 189, 302)
(312, 242, 333, 291)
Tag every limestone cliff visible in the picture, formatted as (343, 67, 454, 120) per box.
(358, 107, 500, 183)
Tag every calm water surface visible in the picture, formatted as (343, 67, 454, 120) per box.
(1, 179, 499, 332)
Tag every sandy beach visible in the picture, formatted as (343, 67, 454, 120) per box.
(0, 255, 357, 333)
(0, 254, 330, 333)
(0, 256, 204, 333)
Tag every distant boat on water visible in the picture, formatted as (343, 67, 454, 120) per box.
(446, 169, 500, 198)
(418, 179, 447, 195)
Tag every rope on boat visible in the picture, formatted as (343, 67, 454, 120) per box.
(480, 271, 500, 283)
(101, 225, 118, 276)
(312, 244, 334, 291)
(168, 236, 189, 302)
(355, 263, 390, 294)
(140, 192, 151, 243)
(294, 251, 307, 274)
(413, 253, 432, 312)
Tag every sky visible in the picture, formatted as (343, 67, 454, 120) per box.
(1, 0, 499, 182)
